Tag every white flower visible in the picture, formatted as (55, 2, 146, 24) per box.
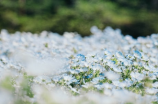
(130, 72, 145, 81)
(124, 60, 132, 66)
(107, 60, 115, 67)
(152, 82, 158, 88)
(116, 51, 124, 58)
(48, 83, 55, 87)
(92, 64, 104, 71)
(134, 50, 142, 59)
(146, 88, 158, 94)
(125, 54, 134, 60)
(113, 67, 122, 73)
(75, 54, 86, 61)
(141, 53, 149, 61)
(104, 49, 112, 59)
(63, 75, 73, 81)
(104, 89, 112, 96)
(112, 81, 120, 87)
(119, 82, 128, 88)
(53, 76, 61, 82)
(91, 76, 105, 84)
(149, 73, 157, 80)
(80, 68, 88, 72)
(104, 71, 120, 80)
(124, 79, 133, 87)
(69, 69, 79, 74)
(102, 83, 113, 89)
(94, 84, 103, 90)
(90, 26, 99, 34)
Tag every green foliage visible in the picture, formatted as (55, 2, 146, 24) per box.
(93, 70, 100, 77)
(122, 69, 131, 80)
(142, 77, 153, 88)
(111, 58, 118, 65)
(0, 76, 15, 91)
(21, 76, 34, 98)
(152, 101, 158, 104)
(0, 0, 158, 37)
(44, 43, 48, 48)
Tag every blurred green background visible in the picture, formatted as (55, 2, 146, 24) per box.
(0, 0, 158, 38)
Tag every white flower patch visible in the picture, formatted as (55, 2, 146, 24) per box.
(130, 72, 145, 81)
(146, 88, 158, 95)
(0, 26, 158, 104)
(152, 82, 158, 88)
(104, 71, 120, 80)
(134, 50, 142, 59)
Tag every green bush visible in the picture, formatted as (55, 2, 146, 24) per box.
(0, 0, 158, 37)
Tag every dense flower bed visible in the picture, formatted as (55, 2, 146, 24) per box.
(0, 26, 158, 104)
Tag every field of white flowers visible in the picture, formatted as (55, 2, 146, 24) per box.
(0, 26, 158, 104)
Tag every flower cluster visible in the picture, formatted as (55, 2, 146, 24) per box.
(0, 26, 158, 104)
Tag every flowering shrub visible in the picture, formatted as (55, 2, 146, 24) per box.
(0, 26, 158, 104)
